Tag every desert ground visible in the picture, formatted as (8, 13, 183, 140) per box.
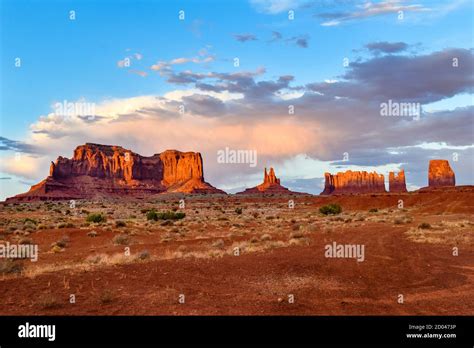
(0, 187, 473, 315)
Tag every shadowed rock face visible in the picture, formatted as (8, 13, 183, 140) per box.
(428, 160, 455, 187)
(7, 143, 224, 202)
(321, 170, 386, 195)
(237, 167, 304, 195)
(389, 170, 407, 193)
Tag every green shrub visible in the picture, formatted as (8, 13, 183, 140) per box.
(319, 204, 342, 215)
(369, 208, 378, 213)
(86, 213, 107, 223)
(147, 210, 185, 221)
(235, 207, 243, 215)
(418, 222, 431, 229)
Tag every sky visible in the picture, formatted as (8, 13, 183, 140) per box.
(0, 0, 473, 199)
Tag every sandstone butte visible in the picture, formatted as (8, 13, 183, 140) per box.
(321, 170, 386, 195)
(6, 143, 225, 202)
(428, 159, 455, 187)
(389, 170, 407, 193)
(237, 167, 304, 195)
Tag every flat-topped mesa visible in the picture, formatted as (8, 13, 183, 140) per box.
(389, 170, 407, 193)
(428, 159, 455, 187)
(237, 167, 304, 195)
(321, 170, 386, 195)
(50, 144, 204, 185)
(7, 143, 224, 202)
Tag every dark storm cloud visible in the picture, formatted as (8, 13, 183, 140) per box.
(307, 48, 474, 103)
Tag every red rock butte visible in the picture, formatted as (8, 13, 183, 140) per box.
(389, 170, 407, 193)
(321, 170, 386, 195)
(237, 167, 304, 195)
(428, 159, 455, 187)
(6, 143, 225, 202)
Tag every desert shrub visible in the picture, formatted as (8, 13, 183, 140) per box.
(86, 213, 107, 223)
(23, 218, 37, 225)
(418, 222, 431, 229)
(319, 204, 342, 215)
(0, 259, 23, 274)
(212, 239, 225, 248)
(113, 234, 130, 245)
(235, 207, 243, 215)
(37, 293, 62, 309)
(137, 250, 150, 260)
(146, 209, 158, 221)
(87, 230, 98, 237)
(51, 236, 69, 249)
(115, 220, 126, 228)
(369, 208, 378, 213)
(260, 234, 272, 241)
(147, 211, 186, 221)
(99, 290, 115, 304)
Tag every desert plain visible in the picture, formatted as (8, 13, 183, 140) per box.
(0, 187, 473, 315)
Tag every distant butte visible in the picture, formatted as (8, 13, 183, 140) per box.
(237, 167, 305, 195)
(428, 159, 455, 188)
(321, 170, 386, 195)
(389, 170, 407, 193)
(6, 143, 225, 202)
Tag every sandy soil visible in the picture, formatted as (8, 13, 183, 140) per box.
(0, 187, 473, 315)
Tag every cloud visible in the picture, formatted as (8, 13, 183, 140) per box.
(233, 34, 258, 42)
(269, 31, 310, 48)
(129, 70, 148, 77)
(307, 48, 474, 104)
(316, 0, 431, 26)
(270, 31, 283, 42)
(365, 41, 409, 54)
(291, 36, 309, 48)
(250, 0, 304, 14)
(0, 137, 39, 154)
(150, 49, 216, 80)
(117, 52, 143, 68)
(2, 47, 473, 194)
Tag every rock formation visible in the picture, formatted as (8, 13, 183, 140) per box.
(428, 160, 455, 187)
(321, 170, 386, 195)
(6, 143, 225, 202)
(237, 167, 303, 195)
(389, 170, 407, 193)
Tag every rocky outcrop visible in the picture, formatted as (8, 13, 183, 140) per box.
(321, 170, 386, 195)
(389, 170, 407, 193)
(6, 143, 225, 202)
(428, 160, 455, 187)
(237, 167, 304, 195)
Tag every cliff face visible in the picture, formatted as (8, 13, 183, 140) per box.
(237, 167, 304, 195)
(428, 160, 455, 187)
(7, 143, 224, 202)
(389, 170, 407, 193)
(321, 170, 386, 195)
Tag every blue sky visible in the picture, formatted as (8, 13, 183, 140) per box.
(1, 0, 473, 199)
